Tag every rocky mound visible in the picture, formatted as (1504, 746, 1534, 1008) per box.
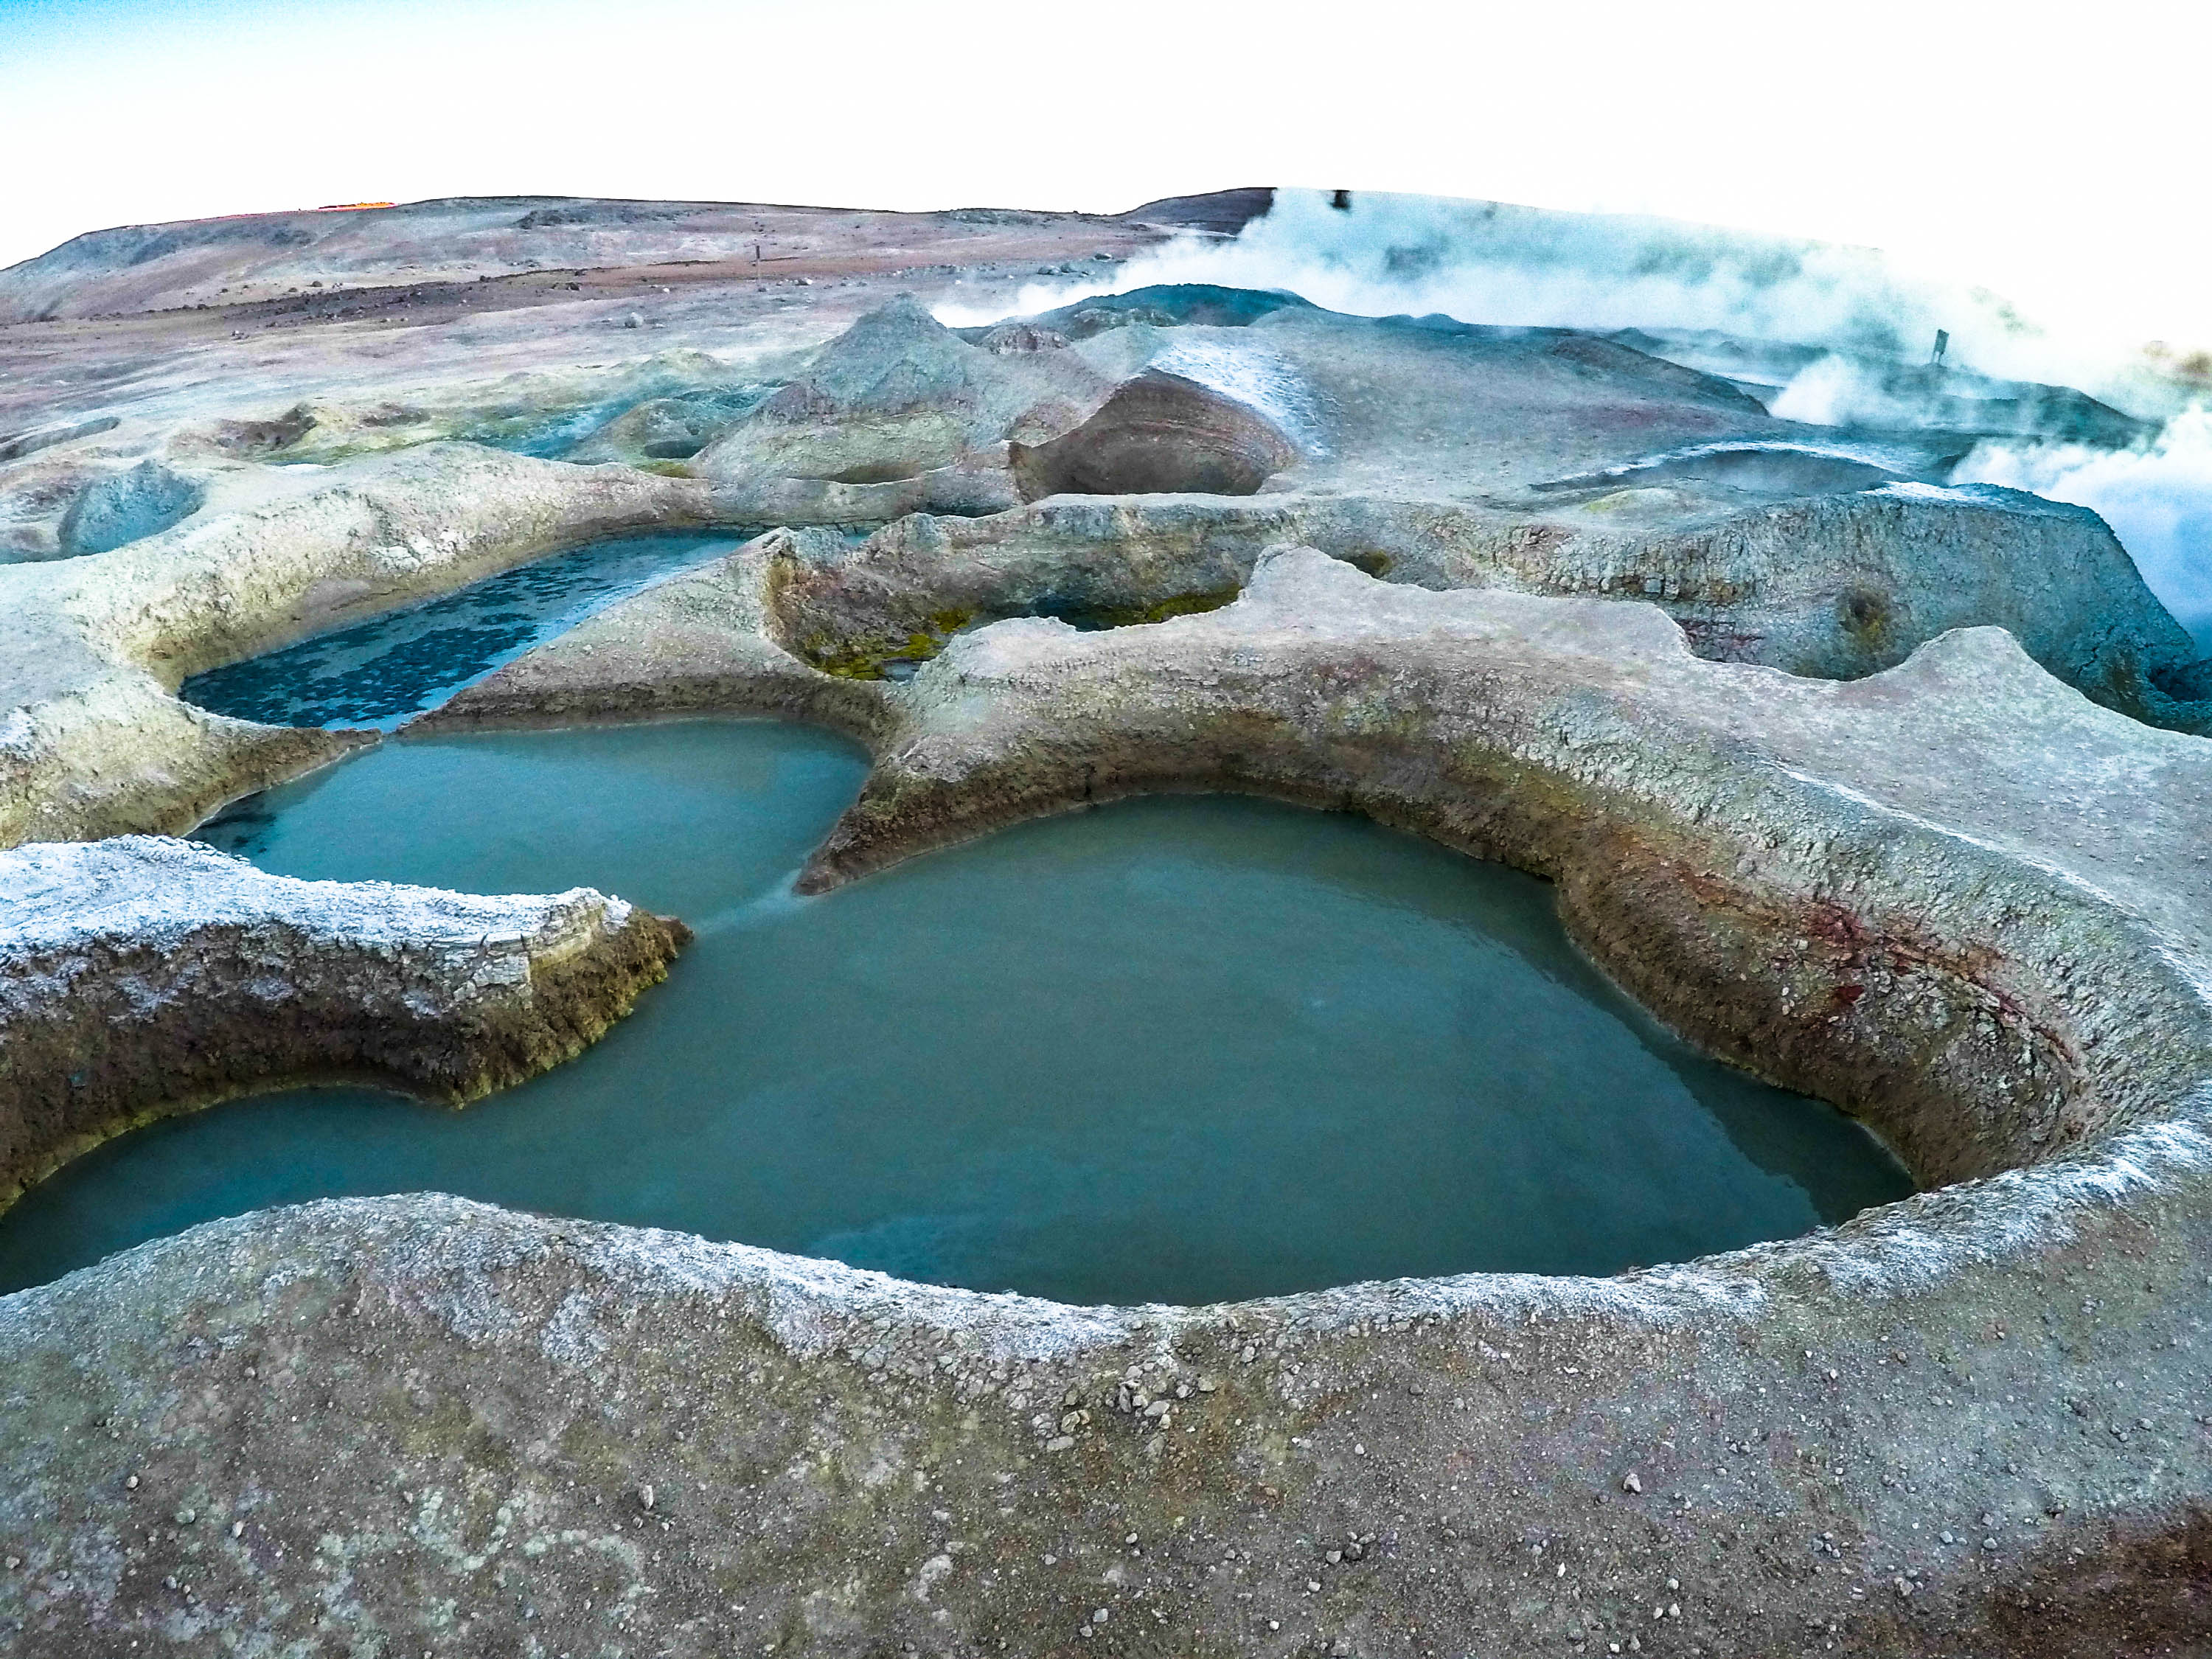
(689, 295, 1107, 495)
(0, 836, 686, 1204)
(755, 476, 2208, 723)
(1009, 369, 1299, 499)
(562, 388, 773, 466)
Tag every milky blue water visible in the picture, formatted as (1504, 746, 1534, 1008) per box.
(0, 720, 1913, 1303)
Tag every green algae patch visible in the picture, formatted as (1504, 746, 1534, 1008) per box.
(1024, 584, 1246, 633)
(1835, 585, 1894, 655)
(801, 607, 977, 680)
(1093, 585, 1245, 627)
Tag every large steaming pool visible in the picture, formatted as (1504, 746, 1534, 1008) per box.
(0, 719, 1912, 1302)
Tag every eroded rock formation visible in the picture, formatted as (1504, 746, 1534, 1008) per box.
(2, 189, 2210, 1656)
(0, 836, 686, 1204)
(0, 442, 710, 846)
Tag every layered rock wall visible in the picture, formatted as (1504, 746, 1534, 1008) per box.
(0, 837, 687, 1204)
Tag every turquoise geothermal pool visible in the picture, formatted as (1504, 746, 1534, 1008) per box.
(0, 720, 1913, 1303)
(178, 529, 756, 730)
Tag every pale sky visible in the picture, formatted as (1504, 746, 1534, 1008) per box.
(4, 0, 2208, 351)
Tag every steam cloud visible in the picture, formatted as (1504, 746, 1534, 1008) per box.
(952, 189, 2200, 405)
(939, 188, 2209, 654)
(1954, 411, 2212, 651)
(1767, 357, 1934, 428)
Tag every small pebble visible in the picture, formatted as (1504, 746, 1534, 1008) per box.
(1621, 1471, 1643, 1494)
(124, 1475, 139, 1491)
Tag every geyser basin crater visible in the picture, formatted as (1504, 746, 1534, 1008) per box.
(2, 206, 2209, 1654)
(0, 720, 1912, 1302)
(6, 541, 2207, 1653)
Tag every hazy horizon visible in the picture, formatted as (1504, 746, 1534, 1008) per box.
(4, 0, 2207, 356)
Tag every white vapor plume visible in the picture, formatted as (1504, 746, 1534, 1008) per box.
(1954, 411, 2212, 652)
(940, 188, 2212, 650)
(948, 189, 2207, 421)
(1769, 358, 1921, 428)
